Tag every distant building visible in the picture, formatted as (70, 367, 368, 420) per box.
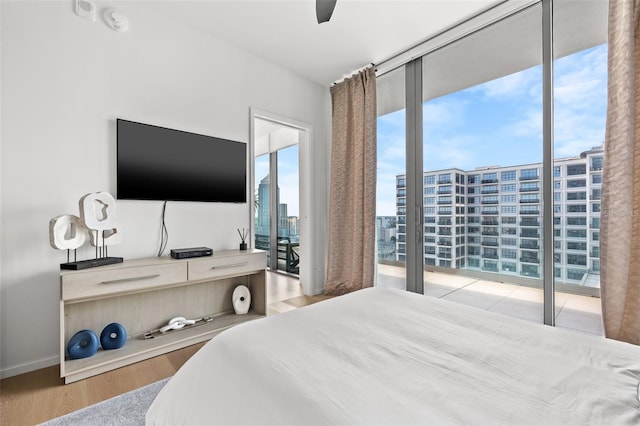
(395, 146, 603, 287)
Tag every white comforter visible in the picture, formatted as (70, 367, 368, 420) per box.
(146, 287, 640, 425)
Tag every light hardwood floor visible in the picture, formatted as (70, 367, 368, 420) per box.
(0, 272, 327, 426)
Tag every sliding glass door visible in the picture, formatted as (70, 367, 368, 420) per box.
(377, 0, 607, 332)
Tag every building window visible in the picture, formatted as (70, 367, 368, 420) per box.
(501, 184, 516, 192)
(592, 174, 602, 185)
(424, 175, 435, 185)
(591, 156, 603, 171)
(567, 179, 586, 188)
(468, 258, 480, 268)
(566, 192, 586, 201)
(482, 172, 498, 183)
(468, 186, 480, 194)
(520, 168, 539, 180)
(502, 194, 516, 203)
(502, 249, 517, 259)
(501, 238, 517, 246)
(554, 166, 561, 177)
(467, 174, 479, 184)
(502, 262, 517, 272)
(397, 198, 406, 206)
(438, 173, 452, 184)
(592, 204, 601, 213)
(592, 231, 600, 241)
(554, 180, 562, 189)
(502, 216, 516, 224)
(567, 269, 586, 281)
(567, 242, 587, 251)
(520, 182, 539, 192)
(553, 192, 561, 202)
(398, 178, 406, 187)
(424, 187, 435, 195)
(567, 204, 587, 213)
(502, 205, 517, 214)
(521, 264, 539, 278)
(591, 188, 601, 200)
(567, 217, 586, 226)
(424, 207, 435, 214)
(553, 205, 562, 213)
(567, 229, 587, 238)
(501, 170, 516, 181)
(567, 164, 586, 176)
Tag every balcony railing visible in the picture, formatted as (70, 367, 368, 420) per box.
(482, 231, 499, 236)
(437, 189, 452, 195)
(481, 253, 499, 259)
(438, 253, 452, 259)
(438, 179, 452, 185)
(520, 233, 540, 239)
(481, 189, 499, 194)
(520, 243, 540, 250)
(481, 210, 499, 215)
(519, 175, 539, 181)
(438, 220, 452, 225)
(438, 231, 452, 236)
(481, 200, 499, 204)
(519, 187, 540, 192)
(520, 257, 540, 264)
(520, 221, 540, 227)
(520, 210, 540, 215)
(438, 200, 452, 204)
(481, 221, 499, 226)
(481, 241, 499, 247)
(437, 240, 452, 246)
(481, 179, 499, 184)
(519, 199, 540, 204)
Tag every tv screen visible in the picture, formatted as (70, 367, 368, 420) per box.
(116, 119, 247, 203)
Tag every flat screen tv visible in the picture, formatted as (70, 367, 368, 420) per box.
(116, 119, 247, 203)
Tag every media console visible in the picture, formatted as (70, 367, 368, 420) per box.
(59, 249, 266, 384)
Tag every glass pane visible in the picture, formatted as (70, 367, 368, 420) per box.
(276, 144, 299, 275)
(421, 5, 544, 323)
(255, 154, 270, 266)
(552, 0, 607, 335)
(377, 66, 406, 290)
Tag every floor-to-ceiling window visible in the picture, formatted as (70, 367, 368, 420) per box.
(376, 0, 607, 334)
(376, 66, 406, 289)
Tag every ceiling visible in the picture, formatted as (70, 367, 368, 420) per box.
(149, 0, 503, 86)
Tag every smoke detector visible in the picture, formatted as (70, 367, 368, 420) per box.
(104, 9, 128, 32)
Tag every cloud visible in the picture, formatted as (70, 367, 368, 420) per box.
(472, 66, 541, 100)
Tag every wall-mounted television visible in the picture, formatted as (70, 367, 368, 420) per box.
(116, 119, 247, 203)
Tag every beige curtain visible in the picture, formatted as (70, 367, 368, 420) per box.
(325, 67, 377, 296)
(600, 0, 640, 345)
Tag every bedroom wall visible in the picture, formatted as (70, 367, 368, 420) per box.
(0, 0, 330, 378)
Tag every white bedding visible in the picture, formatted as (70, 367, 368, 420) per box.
(146, 287, 640, 425)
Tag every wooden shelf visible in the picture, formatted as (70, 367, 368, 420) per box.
(60, 250, 266, 384)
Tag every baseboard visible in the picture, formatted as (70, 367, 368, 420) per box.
(0, 355, 59, 380)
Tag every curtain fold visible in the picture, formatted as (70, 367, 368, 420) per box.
(600, 0, 640, 345)
(325, 67, 377, 296)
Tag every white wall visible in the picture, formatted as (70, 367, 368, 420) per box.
(0, 1, 329, 377)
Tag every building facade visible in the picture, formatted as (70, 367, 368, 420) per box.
(395, 146, 603, 287)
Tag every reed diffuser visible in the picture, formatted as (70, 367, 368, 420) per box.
(237, 228, 248, 251)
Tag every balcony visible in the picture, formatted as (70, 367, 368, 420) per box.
(467, 251, 481, 256)
(437, 240, 452, 246)
(481, 189, 499, 194)
(481, 200, 499, 204)
(520, 233, 540, 239)
(519, 175, 539, 181)
(438, 179, 452, 185)
(520, 210, 540, 215)
(520, 221, 540, 227)
(481, 240, 499, 247)
(481, 220, 499, 226)
(438, 230, 452, 236)
(438, 253, 452, 259)
(520, 257, 540, 264)
(481, 253, 499, 259)
(519, 187, 540, 192)
(482, 231, 499, 236)
(438, 220, 452, 226)
(481, 179, 499, 184)
(590, 250, 600, 258)
(437, 210, 451, 215)
(481, 210, 499, 215)
(520, 243, 540, 250)
(438, 200, 452, 205)
(374, 265, 603, 336)
(519, 199, 540, 204)
(437, 189, 452, 195)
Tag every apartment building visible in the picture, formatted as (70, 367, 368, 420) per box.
(395, 146, 603, 287)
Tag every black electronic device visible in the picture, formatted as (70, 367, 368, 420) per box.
(116, 119, 247, 203)
(170, 247, 213, 259)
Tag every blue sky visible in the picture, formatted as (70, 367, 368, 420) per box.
(376, 44, 607, 216)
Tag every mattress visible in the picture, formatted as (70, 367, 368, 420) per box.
(146, 287, 640, 425)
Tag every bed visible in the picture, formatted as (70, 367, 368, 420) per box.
(146, 287, 640, 425)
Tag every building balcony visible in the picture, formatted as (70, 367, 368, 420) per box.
(437, 210, 451, 215)
(437, 190, 452, 195)
(438, 220, 452, 226)
(520, 233, 540, 239)
(481, 254, 499, 259)
(438, 253, 452, 259)
(482, 231, 499, 236)
(520, 243, 540, 250)
(519, 187, 540, 192)
(438, 231, 452, 236)
(481, 241, 499, 247)
(520, 210, 540, 215)
(481, 179, 499, 184)
(438, 201, 452, 205)
(481, 200, 499, 204)
(590, 250, 600, 258)
(520, 257, 540, 264)
(481, 189, 499, 194)
(519, 199, 540, 204)
(437, 240, 452, 246)
(481, 211, 499, 216)
(520, 221, 540, 227)
(467, 251, 481, 256)
(481, 221, 499, 226)
(438, 180, 452, 185)
(519, 175, 539, 181)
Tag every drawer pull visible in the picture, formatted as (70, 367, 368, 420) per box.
(211, 262, 248, 270)
(100, 274, 160, 285)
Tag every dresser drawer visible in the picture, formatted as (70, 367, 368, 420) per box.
(188, 252, 266, 282)
(62, 262, 188, 301)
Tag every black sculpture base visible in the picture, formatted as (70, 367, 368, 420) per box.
(60, 257, 124, 270)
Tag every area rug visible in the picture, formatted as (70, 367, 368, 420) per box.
(39, 377, 170, 426)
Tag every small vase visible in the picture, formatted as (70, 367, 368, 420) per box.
(239, 242, 247, 251)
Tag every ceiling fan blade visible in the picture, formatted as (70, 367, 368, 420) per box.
(316, 0, 337, 23)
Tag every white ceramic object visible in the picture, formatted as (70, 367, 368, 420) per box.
(49, 214, 87, 250)
(89, 227, 122, 247)
(79, 192, 117, 231)
(232, 285, 251, 315)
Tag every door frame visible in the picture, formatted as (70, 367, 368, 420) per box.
(249, 108, 314, 295)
